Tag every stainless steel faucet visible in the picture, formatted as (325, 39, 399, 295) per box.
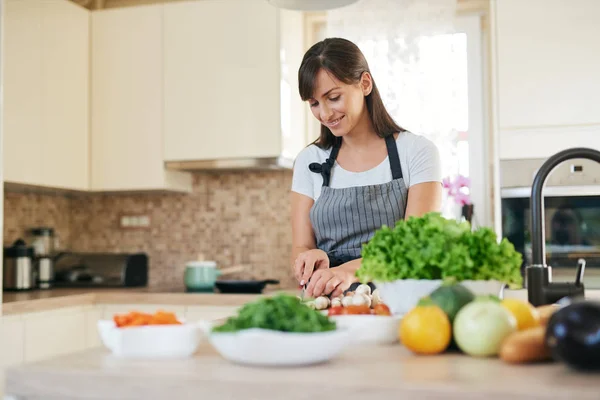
(527, 147, 600, 306)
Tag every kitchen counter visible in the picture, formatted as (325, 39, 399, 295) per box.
(2, 287, 277, 316)
(3, 287, 600, 316)
(5, 342, 600, 399)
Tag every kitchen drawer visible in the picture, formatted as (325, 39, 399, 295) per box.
(22, 306, 87, 363)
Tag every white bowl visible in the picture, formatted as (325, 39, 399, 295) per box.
(375, 279, 443, 315)
(329, 314, 402, 344)
(97, 320, 203, 359)
(459, 280, 506, 297)
(374, 279, 506, 315)
(204, 323, 351, 367)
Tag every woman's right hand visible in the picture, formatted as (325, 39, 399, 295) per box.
(294, 249, 329, 286)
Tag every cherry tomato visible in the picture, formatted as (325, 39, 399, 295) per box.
(328, 306, 344, 316)
(341, 305, 371, 315)
(373, 304, 392, 316)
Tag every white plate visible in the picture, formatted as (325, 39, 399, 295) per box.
(97, 320, 203, 359)
(330, 314, 402, 344)
(204, 322, 351, 367)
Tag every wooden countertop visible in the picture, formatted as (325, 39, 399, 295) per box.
(5, 342, 600, 399)
(3, 286, 600, 316)
(2, 287, 278, 315)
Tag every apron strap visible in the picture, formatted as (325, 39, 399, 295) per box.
(309, 138, 342, 187)
(385, 134, 403, 180)
(309, 135, 402, 186)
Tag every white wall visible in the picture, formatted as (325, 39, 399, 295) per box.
(1, 0, 5, 311)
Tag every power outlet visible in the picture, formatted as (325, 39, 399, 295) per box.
(119, 214, 151, 229)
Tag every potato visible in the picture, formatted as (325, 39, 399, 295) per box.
(499, 326, 552, 364)
(537, 304, 560, 326)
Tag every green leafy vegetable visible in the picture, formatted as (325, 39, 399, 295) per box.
(357, 212, 523, 287)
(211, 293, 336, 333)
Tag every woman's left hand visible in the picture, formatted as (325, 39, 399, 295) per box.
(304, 265, 356, 298)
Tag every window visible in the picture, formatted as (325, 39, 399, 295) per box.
(304, 15, 488, 226)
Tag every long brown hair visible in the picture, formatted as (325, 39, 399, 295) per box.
(298, 38, 405, 149)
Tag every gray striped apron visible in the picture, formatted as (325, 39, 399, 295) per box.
(309, 135, 409, 284)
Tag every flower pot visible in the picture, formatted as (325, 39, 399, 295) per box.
(374, 279, 506, 315)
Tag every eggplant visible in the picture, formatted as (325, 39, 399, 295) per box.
(545, 300, 600, 370)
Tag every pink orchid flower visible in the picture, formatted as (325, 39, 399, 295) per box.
(454, 191, 472, 206)
(455, 175, 471, 188)
(443, 174, 472, 206)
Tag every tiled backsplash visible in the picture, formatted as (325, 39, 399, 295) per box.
(4, 191, 72, 248)
(3, 171, 297, 289)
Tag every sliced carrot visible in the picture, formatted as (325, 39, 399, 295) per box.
(151, 311, 180, 325)
(113, 310, 181, 327)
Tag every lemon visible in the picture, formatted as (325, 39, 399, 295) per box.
(501, 298, 540, 331)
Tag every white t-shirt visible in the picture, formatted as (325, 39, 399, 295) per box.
(291, 131, 442, 200)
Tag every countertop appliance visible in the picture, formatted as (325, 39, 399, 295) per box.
(521, 147, 600, 306)
(28, 227, 58, 289)
(28, 227, 58, 257)
(53, 252, 148, 288)
(501, 154, 600, 291)
(3, 239, 35, 291)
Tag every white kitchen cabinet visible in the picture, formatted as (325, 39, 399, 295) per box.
(90, 5, 192, 192)
(0, 315, 26, 397)
(163, 0, 306, 166)
(494, 0, 600, 159)
(3, 0, 90, 190)
(1, 315, 25, 367)
(41, 0, 90, 190)
(3, 0, 44, 186)
(22, 306, 88, 363)
(0, 306, 104, 395)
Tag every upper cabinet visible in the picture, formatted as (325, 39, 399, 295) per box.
(3, 0, 307, 193)
(3, 0, 90, 191)
(41, 0, 90, 190)
(3, 0, 44, 186)
(90, 5, 191, 192)
(494, 0, 600, 159)
(162, 0, 307, 167)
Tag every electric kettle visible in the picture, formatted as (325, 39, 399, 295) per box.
(3, 239, 36, 291)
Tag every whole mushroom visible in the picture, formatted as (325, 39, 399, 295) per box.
(341, 295, 354, 307)
(371, 289, 382, 306)
(355, 284, 372, 296)
(351, 293, 372, 308)
(314, 296, 330, 310)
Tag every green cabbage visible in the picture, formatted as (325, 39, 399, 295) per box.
(357, 212, 523, 287)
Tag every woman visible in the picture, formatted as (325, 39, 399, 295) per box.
(291, 38, 443, 298)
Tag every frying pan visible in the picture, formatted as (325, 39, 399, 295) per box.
(214, 279, 280, 294)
